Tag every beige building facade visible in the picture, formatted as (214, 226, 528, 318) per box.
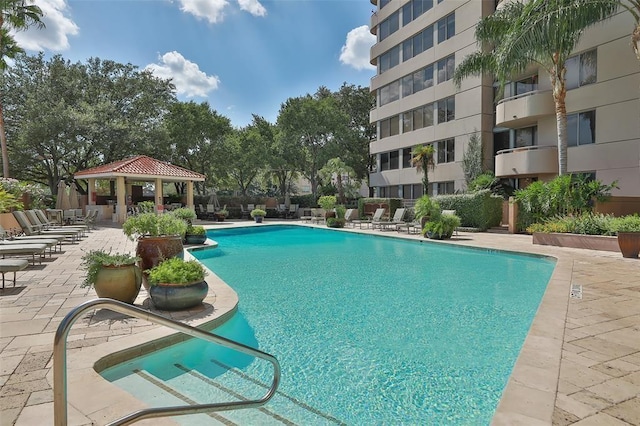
(368, 0, 640, 203)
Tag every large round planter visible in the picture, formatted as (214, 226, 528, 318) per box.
(254, 216, 264, 223)
(136, 236, 184, 290)
(149, 280, 208, 311)
(93, 264, 142, 304)
(185, 234, 207, 245)
(617, 232, 640, 258)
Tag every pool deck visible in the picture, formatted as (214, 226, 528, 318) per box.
(0, 220, 639, 425)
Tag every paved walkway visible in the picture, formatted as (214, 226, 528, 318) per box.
(0, 220, 638, 425)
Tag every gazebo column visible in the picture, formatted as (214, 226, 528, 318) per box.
(116, 176, 126, 223)
(186, 181, 194, 211)
(88, 178, 96, 206)
(155, 178, 164, 213)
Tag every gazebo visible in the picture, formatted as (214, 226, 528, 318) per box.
(74, 155, 206, 223)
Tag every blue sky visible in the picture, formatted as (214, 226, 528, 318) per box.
(14, 0, 377, 127)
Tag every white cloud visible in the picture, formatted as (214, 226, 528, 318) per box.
(12, 0, 78, 52)
(339, 25, 376, 71)
(237, 0, 266, 17)
(145, 51, 220, 98)
(178, 0, 229, 24)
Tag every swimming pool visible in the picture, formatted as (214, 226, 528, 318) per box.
(102, 225, 555, 425)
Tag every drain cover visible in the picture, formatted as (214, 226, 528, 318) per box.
(570, 284, 583, 299)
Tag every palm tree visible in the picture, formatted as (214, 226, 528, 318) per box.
(453, 0, 618, 176)
(0, 0, 45, 178)
(411, 144, 435, 194)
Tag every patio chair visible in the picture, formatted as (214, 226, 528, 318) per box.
(396, 220, 422, 235)
(30, 210, 87, 236)
(310, 208, 326, 224)
(12, 211, 82, 243)
(0, 243, 48, 265)
(352, 208, 385, 229)
(0, 258, 29, 288)
(300, 208, 313, 222)
(372, 208, 406, 231)
(239, 205, 250, 219)
(344, 209, 357, 227)
(0, 224, 65, 250)
(286, 204, 298, 219)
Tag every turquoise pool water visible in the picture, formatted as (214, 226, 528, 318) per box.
(102, 225, 555, 425)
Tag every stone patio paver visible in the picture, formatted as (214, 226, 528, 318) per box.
(0, 219, 638, 425)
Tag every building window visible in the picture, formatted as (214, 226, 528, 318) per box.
(413, 184, 424, 198)
(436, 55, 455, 83)
(379, 45, 401, 74)
(566, 49, 597, 90)
(380, 0, 391, 9)
(380, 152, 390, 171)
(402, 148, 412, 168)
(567, 110, 596, 146)
(514, 126, 537, 147)
(379, 11, 399, 41)
(402, 65, 434, 98)
(379, 80, 400, 106)
(403, 25, 434, 62)
(436, 139, 455, 163)
(380, 116, 400, 139)
(402, 112, 412, 133)
(402, 0, 434, 26)
(436, 96, 455, 123)
(430, 181, 455, 195)
(390, 150, 400, 169)
(437, 13, 455, 43)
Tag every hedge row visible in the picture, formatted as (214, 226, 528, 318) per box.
(434, 190, 502, 231)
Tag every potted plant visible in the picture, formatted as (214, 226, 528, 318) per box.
(185, 225, 207, 245)
(250, 208, 267, 223)
(327, 205, 346, 228)
(611, 214, 640, 258)
(414, 195, 441, 228)
(317, 195, 337, 218)
(423, 214, 461, 240)
(215, 208, 229, 222)
(122, 212, 188, 290)
(80, 250, 142, 304)
(170, 207, 197, 226)
(146, 257, 208, 310)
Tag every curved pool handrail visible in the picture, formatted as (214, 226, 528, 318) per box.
(53, 298, 281, 426)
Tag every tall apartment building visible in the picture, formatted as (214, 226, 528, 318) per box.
(368, 0, 640, 208)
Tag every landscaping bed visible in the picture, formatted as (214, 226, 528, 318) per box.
(532, 232, 619, 252)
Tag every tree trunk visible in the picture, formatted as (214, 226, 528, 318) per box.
(633, 24, 640, 61)
(551, 68, 568, 176)
(0, 101, 9, 178)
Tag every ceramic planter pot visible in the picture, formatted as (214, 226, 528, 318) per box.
(93, 264, 142, 304)
(617, 232, 640, 258)
(185, 234, 207, 245)
(254, 216, 264, 223)
(149, 280, 208, 311)
(136, 236, 184, 290)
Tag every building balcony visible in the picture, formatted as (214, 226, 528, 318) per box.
(370, 12, 378, 35)
(495, 91, 554, 128)
(495, 145, 558, 178)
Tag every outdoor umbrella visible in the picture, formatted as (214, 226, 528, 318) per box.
(56, 181, 71, 211)
(68, 183, 79, 210)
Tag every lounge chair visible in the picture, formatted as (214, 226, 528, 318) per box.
(396, 220, 422, 234)
(12, 211, 82, 243)
(372, 208, 406, 231)
(33, 210, 88, 235)
(310, 208, 326, 224)
(0, 258, 29, 288)
(0, 224, 65, 251)
(344, 209, 358, 227)
(239, 205, 250, 219)
(286, 204, 298, 219)
(351, 208, 385, 229)
(1, 237, 59, 257)
(0, 243, 48, 265)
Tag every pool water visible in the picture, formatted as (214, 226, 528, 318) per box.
(102, 225, 555, 425)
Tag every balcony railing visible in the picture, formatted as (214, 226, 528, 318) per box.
(495, 145, 558, 178)
(495, 90, 554, 127)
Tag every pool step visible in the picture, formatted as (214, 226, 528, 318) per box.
(127, 362, 344, 425)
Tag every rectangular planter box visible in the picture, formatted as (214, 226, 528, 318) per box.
(532, 232, 619, 252)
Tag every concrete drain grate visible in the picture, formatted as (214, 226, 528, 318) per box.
(570, 284, 583, 299)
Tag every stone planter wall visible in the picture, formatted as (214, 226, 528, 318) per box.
(532, 232, 619, 252)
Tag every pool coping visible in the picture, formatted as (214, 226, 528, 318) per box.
(55, 223, 569, 425)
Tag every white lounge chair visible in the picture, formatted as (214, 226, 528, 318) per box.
(372, 208, 406, 230)
(352, 208, 385, 229)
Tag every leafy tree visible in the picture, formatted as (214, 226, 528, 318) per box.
(0, 0, 45, 178)
(2, 53, 176, 195)
(411, 144, 435, 193)
(165, 101, 232, 195)
(277, 91, 348, 196)
(220, 118, 268, 196)
(462, 132, 483, 186)
(453, 0, 617, 175)
(319, 157, 359, 204)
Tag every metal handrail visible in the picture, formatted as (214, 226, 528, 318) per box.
(53, 298, 281, 426)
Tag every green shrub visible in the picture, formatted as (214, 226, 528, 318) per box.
(186, 225, 206, 236)
(250, 208, 266, 218)
(80, 250, 139, 288)
(335, 205, 347, 219)
(414, 195, 440, 221)
(170, 207, 197, 224)
(434, 190, 502, 231)
(147, 257, 206, 286)
(137, 201, 156, 213)
(526, 213, 616, 235)
(317, 195, 337, 210)
(423, 214, 461, 239)
(122, 213, 188, 240)
(610, 214, 640, 234)
(326, 217, 345, 228)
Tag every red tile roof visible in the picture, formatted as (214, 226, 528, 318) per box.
(74, 156, 206, 181)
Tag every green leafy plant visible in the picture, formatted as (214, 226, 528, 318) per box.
(170, 207, 197, 223)
(334, 205, 347, 219)
(186, 225, 206, 236)
(414, 195, 440, 222)
(326, 217, 346, 228)
(250, 208, 266, 218)
(122, 213, 188, 241)
(317, 195, 337, 210)
(0, 187, 23, 213)
(137, 201, 155, 213)
(80, 250, 139, 288)
(423, 214, 461, 239)
(218, 208, 229, 217)
(610, 214, 640, 234)
(147, 257, 206, 286)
